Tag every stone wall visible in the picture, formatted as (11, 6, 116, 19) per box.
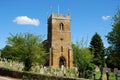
(0, 67, 79, 80)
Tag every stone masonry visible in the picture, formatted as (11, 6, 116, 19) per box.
(47, 13, 73, 69)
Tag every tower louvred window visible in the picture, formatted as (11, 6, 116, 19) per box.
(61, 46, 63, 52)
(60, 23, 64, 31)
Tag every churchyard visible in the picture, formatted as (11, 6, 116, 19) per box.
(94, 71, 120, 80)
(0, 58, 78, 78)
(93, 67, 120, 80)
(1, 58, 120, 80)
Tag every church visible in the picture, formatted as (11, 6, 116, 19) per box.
(47, 13, 73, 69)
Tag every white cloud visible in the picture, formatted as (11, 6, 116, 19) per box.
(102, 16, 111, 21)
(13, 16, 40, 26)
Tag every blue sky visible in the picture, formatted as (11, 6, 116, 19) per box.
(0, 0, 120, 49)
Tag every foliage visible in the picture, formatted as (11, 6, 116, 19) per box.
(22, 75, 29, 80)
(0, 49, 1, 57)
(90, 33, 105, 66)
(42, 40, 49, 66)
(106, 8, 120, 69)
(1, 45, 16, 60)
(4, 32, 46, 71)
(42, 40, 49, 53)
(72, 40, 95, 78)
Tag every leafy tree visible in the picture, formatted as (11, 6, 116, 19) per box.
(90, 33, 105, 66)
(42, 40, 49, 66)
(0, 49, 1, 60)
(106, 9, 120, 69)
(1, 45, 14, 59)
(72, 40, 95, 78)
(7, 33, 46, 71)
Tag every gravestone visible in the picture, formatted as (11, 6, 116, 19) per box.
(44, 66, 47, 72)
(75, 67, 78, 73)
(54, 69, 57, 75)
(114, 68, 118, 80)
(103, 68, 110, 80)
(57, 71, 63, 76)
(40, 68, 44, 74)
(103, 68, 110, 74)
(0, 51, 1, 57)
(0, 60, 2, 67)
(63, 69, 66, 76)
(74, 67, 79, 77)
(61, 65, 64, 71)
(10, 61, 12, 67)
(114, 68, 118, 74)
(95, 66, 100, 72)
(4, 58, 7, 63)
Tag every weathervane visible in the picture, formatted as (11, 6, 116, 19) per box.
(58, 0, 60, 14)
(58, 4, 59, 14)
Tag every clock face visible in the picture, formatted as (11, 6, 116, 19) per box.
(52, 19, 56, 23)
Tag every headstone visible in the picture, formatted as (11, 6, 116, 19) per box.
(100, 66, 103, 74)
(70, 73, 73, 77)
(57, 71, 63, 76)
(0, 61, 2, 67)
(35, 65, 40, 72)
(95, 66, 100, 72)
(40, 65, 43, 69)
(102, 73, 107, 80)
(0, 51, 1, 57)
(44, 66, 47, 72)
(114, 68, 118, 75)
(114, 68, 118, 80)
(40, 68, 44, 74)
(103, 68, 110, 74)
(4, 58, 7, 63)
(77, 72, 79, 77)
(21, 65, 24, 71)
(61, 65, 64, 71)
(54, 69, 57, 75)
(75, 67, 78, 73)
(103, 68, 110, 80)
(10, 61, 12, 67)
(106, 71, 109, 80)
(63, 69, 66, 74)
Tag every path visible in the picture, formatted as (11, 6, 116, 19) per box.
(0, 76, 21, 80)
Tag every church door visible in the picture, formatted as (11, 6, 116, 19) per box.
(59, 56, 66, 68)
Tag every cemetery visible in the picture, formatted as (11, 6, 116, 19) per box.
(0, 59, 79, 80)
(0, 58, 120, 80)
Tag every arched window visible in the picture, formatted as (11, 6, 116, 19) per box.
(60, 23, 64, 31)
(61, 46, 63, 52)
(59, 56, 66, 68)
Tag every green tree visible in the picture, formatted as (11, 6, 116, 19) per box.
(106, 9, 120, 69)
(7, 33, 46, 71)
(42, 40, 49, 66)
(90, 33, 105, 66)
(72, 40, 95, 78)
(1, 45, 14, 59)
(0, 49, 1, 60)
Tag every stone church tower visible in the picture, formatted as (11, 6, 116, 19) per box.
(47, 13, 73, 69)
